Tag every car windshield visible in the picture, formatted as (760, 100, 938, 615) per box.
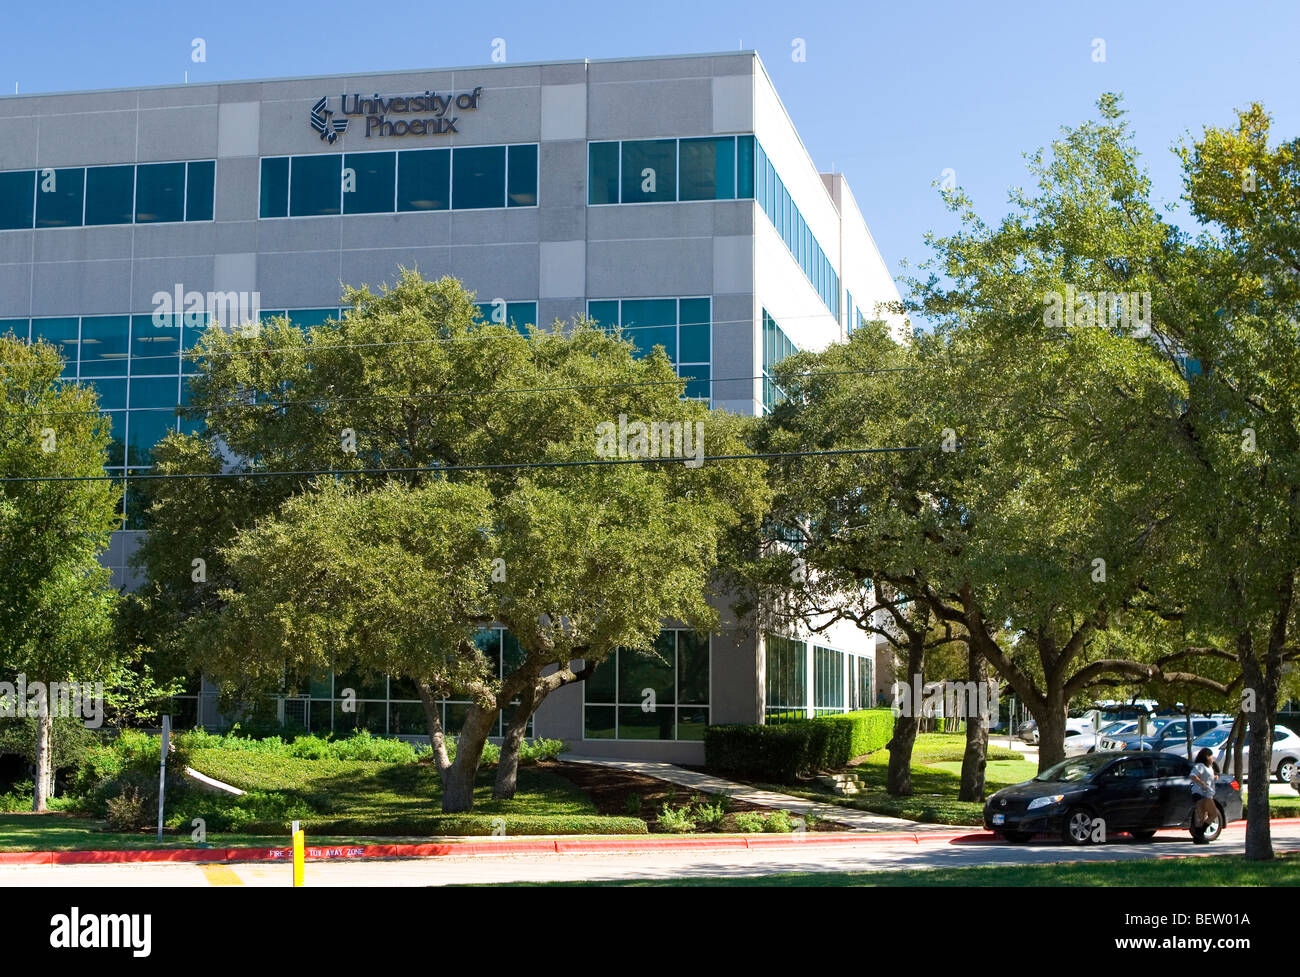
(1034, 755, 1112, 782)
(1099, 721, 1135, 736)
(1193, 728, 1230, 747)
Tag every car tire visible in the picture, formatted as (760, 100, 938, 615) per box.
(1061, 808, 1096, 845)
(1277, 758, 1296, 784)
(1189, 804, 1224, 844)
(1000, 830, 1033, 843)
(1129, 829, 1157, 841)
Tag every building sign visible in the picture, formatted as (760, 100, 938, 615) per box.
(310, 87, 483, 142)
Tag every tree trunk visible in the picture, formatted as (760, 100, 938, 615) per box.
(1183, 704, 1193, 761)
(440, 702, 497, 814)
(885, 636, 925, 796)
(1243, 703, 1275, 861)
(1036, 689, 1068, 772)
(32, 701, 52, 813)
(415, 680, 452, 770)
(493, 676, 540, 801)
(958, 647, 988, 801)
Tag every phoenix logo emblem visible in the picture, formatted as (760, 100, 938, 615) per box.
(310, 97, 348, 143)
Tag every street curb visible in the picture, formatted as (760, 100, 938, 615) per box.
(0, 828, 990, 865)
(5, 817, 1294, 867)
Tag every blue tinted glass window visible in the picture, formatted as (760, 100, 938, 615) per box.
(737, 135, 755, 199)
(452, 146, 505, 209)
(679, 138, 734, 201)
(679, 363, 710, 400)
(678, 326, 709, 364)
(129, 314, 181, 374)
(0, 318, 29, 340)
(620, 298, 676, 329)
(128, 376, 180, 464)
(0, 170, 35, 230)
(35, 168, 84, 228)
(397, 149, 450, 211)
(186, 160, 215, 221)
(288, 308, 336, 329)
(507, 144, 537, 206)
(506, 302, 536, 331)
(260, 158, 289, 218)
(79, 316, 130, 377)
(84, 377, 127, 411)
(343, 152, 396, 214)
(290, 155, 342, 217)
(84, 166, 135, 225)
(621, 140, 676, 203)
(587, 142, 619, 204)
(134, 162, 185, 223)
(625, 325, 676, 360)
(31, 317, 78, 377)
(587, 300, 619, 329)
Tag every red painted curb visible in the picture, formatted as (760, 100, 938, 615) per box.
(3, 817, 1292, 866)
(0, 829, 991, 865)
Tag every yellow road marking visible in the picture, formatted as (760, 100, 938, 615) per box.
(199, 863, 244, 886)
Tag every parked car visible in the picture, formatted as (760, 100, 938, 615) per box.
(1065, 720, 1141, 757)
(1212, 724, 1300, 783)
(1018, 720, 1039, 744)
(1099, 716, 1228, 753)
(984, 751, 1243, 844)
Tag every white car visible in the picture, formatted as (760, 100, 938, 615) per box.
(1209, 724, 1300, 783)
(1063, 720, 1140, 757)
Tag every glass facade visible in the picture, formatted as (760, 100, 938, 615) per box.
(765, 633, 872, 721)
(586, 297, 711, 399)
(260, 144, 538, 218)
(273, 627, 534, 738)
(473, 300, 537, 333)
(583, 630, 710, 741)
(754, 142, 840, 319)
(587, 136, 756, 205)
(761, 310, 798, 413)
(0, 161, 215, 230)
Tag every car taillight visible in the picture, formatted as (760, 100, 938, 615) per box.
(1230, 781, 1240, 791)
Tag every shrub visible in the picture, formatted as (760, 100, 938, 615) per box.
(0, 780, 34, 813)
(656, 803, 696, 833)
(236, 814, 647, 836)
(763, 810, 794, 833)
(704, 709, 895, 783)
(733, 810, 765, 833)
(105, 786, 150, 832)
(694, 799, 726, 830)
(623, 792, 642, 816)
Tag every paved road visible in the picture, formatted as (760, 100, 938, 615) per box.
(3, 821, 1297, 887)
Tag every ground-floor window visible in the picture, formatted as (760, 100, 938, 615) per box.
(764, 633, 872, 722)
(582, 629, 710, 741)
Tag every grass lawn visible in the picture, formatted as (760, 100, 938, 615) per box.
(0, 813, 383, 852)
(497, 851, 1300, 887)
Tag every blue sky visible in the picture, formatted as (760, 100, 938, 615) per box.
(10, 0, 1298, 290)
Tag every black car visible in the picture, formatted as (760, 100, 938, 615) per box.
(983, 751, 1244, 844)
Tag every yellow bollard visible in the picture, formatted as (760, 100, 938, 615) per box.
(291, 819, 305, 887)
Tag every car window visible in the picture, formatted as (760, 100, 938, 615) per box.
(1162, 722, 1186, 737)
(1275, 729, 1291, 742)
(1154, 755, 1189, 778)
(1194, 728, 1230, 747)
(1109, 758, 1155, 779)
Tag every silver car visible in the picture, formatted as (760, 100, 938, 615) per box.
(1211, 724, 1300, 783)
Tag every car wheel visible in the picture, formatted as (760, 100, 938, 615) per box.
(1189, 804, 1224, 843)
(1061, 808, 1096, 845)
(1129, 829, 1157, 841)
(1000, 830, 1033, 843)
(1277, 758, 1296, 784)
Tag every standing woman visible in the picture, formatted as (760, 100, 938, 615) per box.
(1190, 747, 1219, 843)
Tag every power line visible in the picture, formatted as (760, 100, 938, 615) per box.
(0, 446, 923, 484)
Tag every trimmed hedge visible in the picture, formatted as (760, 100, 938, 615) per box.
(704, 709, 895, 783)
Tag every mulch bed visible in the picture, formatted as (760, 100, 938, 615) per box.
(538, 760, 847, 832)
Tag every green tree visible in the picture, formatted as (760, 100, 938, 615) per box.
(0, 336, 121, 809)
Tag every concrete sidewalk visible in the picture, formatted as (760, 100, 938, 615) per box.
(558, 754, 963, 832)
